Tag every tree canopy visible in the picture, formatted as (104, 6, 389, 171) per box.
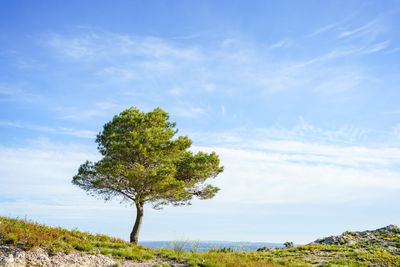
(72, 107, 223, 243)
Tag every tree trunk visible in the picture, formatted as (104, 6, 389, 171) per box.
(130, 202, 144, 244)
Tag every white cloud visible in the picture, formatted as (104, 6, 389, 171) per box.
(270, 38, 290, 49)
(192, 137, 400, 204)
(338, 19, 381, 40)
(204, 83, 215, 92)
(6, 125, 400, 209)
(1, 117, 400, 239)
(385, 47, 400, 54)
(359, 40, 391, 54)
(394, 124, 400, 138)
(250, 53, 365, 94)
(182, 120, 400, 205)
(168, 87, 182, 96)
(337, 17, 391, 54)
(0, 143, 98, 200)
(56, 101, 120, 122)
(98, 66, 137, 82)
(312, 70, 364, 94)
(221, 38, 235, 48)
(306, 22, 342, 37)
(170, 105, 206, 118)
(37, 26, 392, 100)
(0, 120, 96, 138)
(46, 33, 202, 62)
(0, 84, 42, 103)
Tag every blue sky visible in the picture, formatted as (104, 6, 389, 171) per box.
(1, 0, 400, 243)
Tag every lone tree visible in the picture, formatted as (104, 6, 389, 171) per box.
(72, 107, 223, 244)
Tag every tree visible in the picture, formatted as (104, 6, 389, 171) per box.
(72, 107, 223, 244)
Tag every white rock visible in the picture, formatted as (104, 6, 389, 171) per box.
(3, 254, 14, 263)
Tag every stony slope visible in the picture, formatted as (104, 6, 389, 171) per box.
(0, 244, 186, 267)
(0, 217, 186, 267)
(256, 225, 400, 266)
(310, 224, 400, 252)
(2, 216, 400, 266)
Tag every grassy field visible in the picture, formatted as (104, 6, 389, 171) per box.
(1, 216, 400, 266)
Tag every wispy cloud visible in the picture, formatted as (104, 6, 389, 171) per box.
(170, 33, 202, 40)
(1, 119, 400, 240)
(0, 84, 42, 103)
(202, 145, 400, 204)
(188, 119, 384, 149)
(384, 109, 400, 115)
(306, 22, 342, 37)
(359, 40, 391, 54)
(0, 121, 96, 138)
(312, 70, 364, 94)
(97, 66, 137, 82)
(384, 47, 400, 54)
(56, 102, 120, 122)
(46, 32, 202, 62)
(394, 124, 400, 138)
(170, 105, 206, 118)
(3, 121, 400, 210)
(338, 19, 381, 40)
(168, 87, 182, 96)
(37, 26, 391, 100)
(204, 83, 215, 92)
(188, 122, 400, 204)
(0, 141, 97, 203)
(270, 38, 290, 49)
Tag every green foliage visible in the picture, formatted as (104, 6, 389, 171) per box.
(0, 216, 154, 261)
(2, 216, 400, 266)
(168, 238, 189, 254)
(284, 241, 294, 248)
(72, 107, 223, 208)
(190, 239, 201, 253)
(72, 240, 93, 251)
(72, 107, 223, 243)
(215, 247, 234, 253)
(5, 233, 18, 244)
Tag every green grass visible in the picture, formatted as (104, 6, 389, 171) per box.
(0, 216, 153, 261)
(1, 216, 400, 266)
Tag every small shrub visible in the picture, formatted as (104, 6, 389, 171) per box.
(100, 248, 111, 255)
(284, 241, 294, 248)
(64, 247, 72, 255)
(5, 233, 18, 244)
(216, 247, 234, 253)
(169, 239, 188, 254)
(190, 239, 200, 253)
(97, 234, 111, 242)
(72, 241, 93, 252)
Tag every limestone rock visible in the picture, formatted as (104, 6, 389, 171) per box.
(308, 224, 400, 255)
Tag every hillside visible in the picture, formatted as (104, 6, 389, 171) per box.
(1, 216, 400, 266)
(310, 224, 400, 248)
(0, 217, 185, 267)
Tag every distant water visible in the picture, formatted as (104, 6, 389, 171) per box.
(139, 241, 285, 253)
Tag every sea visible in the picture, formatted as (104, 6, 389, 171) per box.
(138, 241, 285, 253)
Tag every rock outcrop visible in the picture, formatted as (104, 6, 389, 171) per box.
(309, 224, 400, 253)
(0, 245, 185, 267)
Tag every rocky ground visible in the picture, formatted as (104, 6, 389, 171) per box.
(256, 225, 400, 266)
(310, 224, 400, 252)
(2, 223, 400, 266)
(0, 245, 186, 267)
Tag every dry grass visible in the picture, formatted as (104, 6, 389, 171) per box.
(0, 216, 153, 261)
(2, 216, 399, 266)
